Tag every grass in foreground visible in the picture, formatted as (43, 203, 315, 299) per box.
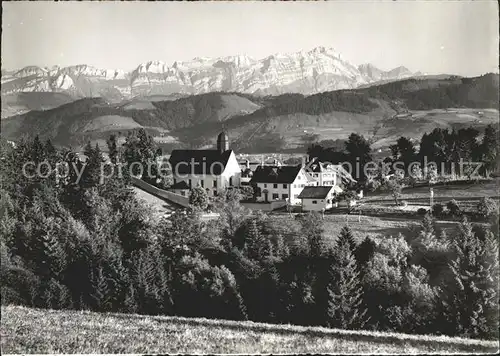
(1, 306, 498, 354)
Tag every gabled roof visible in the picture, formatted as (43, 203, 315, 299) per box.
(170, 181, 190, 190)
(306, 158, 356, 182)
(298, 186, 336, 199)
(250, 165, 302, 184)
(169, 149, 233, 175)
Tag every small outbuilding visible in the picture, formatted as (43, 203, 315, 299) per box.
(298, 185, 342, 211)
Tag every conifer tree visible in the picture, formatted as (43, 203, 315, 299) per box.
(90, 266, 111, 312)
(106, 134, 119, 164)
(81, 143, 105, 189)
(339, 225, 357, 253)
(297, 211, 324, 257)
(354, 236, 376, 269)
(441, 218, 499, 339)
(327, 227, 367, 330)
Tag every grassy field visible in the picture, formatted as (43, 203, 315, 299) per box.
(365, 179, 498, 203)
(268, 213, 465, 245)
(1, 306, 498, 354)
(363, 179, 499, 212)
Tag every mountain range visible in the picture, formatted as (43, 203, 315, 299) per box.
(1, 46, 421, 117)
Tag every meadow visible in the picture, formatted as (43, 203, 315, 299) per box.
(2, 306, 498, 354)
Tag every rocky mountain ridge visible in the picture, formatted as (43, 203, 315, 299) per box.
(2, 46, 420, 101)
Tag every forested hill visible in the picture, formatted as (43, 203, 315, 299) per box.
(359, 73, 499, 110)
(1, 73, 498, 152)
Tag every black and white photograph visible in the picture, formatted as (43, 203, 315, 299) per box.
(1, 0, 499, 354)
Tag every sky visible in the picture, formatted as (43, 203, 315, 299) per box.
(2, 1, 498, 76)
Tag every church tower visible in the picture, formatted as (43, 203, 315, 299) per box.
(217, 130, 230, 153)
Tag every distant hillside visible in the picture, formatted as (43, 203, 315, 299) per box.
(1, 74, 498, 153)
(1, 92, 76, 118)
(360, 73, 499, 110)
(2, 306, 497, 354)
(1, 92, 262, 149)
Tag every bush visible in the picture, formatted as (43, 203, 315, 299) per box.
(400, 200, 408, 207)
(417, 208, 428, 216)
(477, 197, 499, 219)
(365, 179, 381, 192)
(446, 199, 461, 217)
(432, 204, 444, 217)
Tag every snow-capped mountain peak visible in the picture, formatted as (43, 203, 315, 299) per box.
(2, 47, 419, 99)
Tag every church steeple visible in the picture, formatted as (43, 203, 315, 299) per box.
(217, 127, 229, 153)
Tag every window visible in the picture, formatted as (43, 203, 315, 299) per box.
(173, 178, 177, 184)
(282, 194, 288, 199)
(264, 184, 267, 188)
(273, 183, 278, 189)
(189, 179, 192, 188)
(213, 179, 217, 188)
(283, 184, 287, 189)
(229, 177, 233, 186)
(180, 191, 186, 196)
(272, 193, 279, 200)
(213, 190, 218, 196)
(200, 180, 204, 188)
(312, 200, 318, 204)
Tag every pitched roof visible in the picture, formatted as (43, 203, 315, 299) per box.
(250, 165, 302, 184)
(169, 149, 233, 175)
(306, 158, 356, 182)
(297, 186, 335, 199)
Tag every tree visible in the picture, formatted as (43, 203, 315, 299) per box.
(189, 187, 209, 211)
(244, 218, 270, 260)
(80, 142, 104, 189)
(106, 134, 119, 164)
(384, 178, 403, 206)
(338, 225, 357, 253)
(390, 136, 417, 173)
(354, 236, 376, 270)
(122, 129, 160, 178)
(447, 199, 462, 217)
(345, 133, 372, 182)
(441, 218, 499, 339)
(432, 203, 444, 217)
(477, 197, 498, 220)
(480, 125, 498, 176)
(326, 227, 367, 329)
(296, 211, 324, 257)
(239, 186, 254, 201)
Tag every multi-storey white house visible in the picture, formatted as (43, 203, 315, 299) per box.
(306, 157, 355, 187)
(250, 165, 317, 205)
(168, 131, 241, 196)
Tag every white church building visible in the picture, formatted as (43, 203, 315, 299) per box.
(168, 131, 241, 196)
